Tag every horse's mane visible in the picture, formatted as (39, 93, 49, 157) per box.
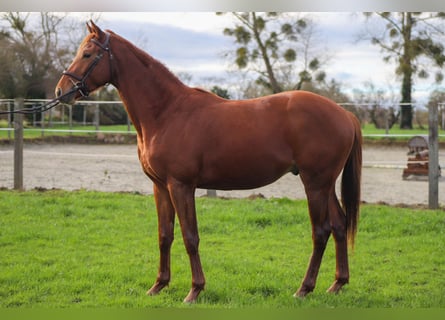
(193, 87, 212, 94)
(108, 30, 184, 86)
(192, 87, 227, 100)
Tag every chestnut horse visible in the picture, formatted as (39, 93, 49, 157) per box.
(56, 21, 362, 303)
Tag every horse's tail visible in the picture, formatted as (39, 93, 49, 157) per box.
(341, 113, 362, 249)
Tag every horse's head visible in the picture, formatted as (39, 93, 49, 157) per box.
(55, 21, 113, 104)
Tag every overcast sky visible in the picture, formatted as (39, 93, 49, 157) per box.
(41, 12, 445, 105)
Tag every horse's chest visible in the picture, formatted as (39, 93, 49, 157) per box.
(138, 146, 163, 183)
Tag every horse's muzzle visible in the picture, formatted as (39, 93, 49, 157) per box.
(55, 87, 62, 98)
(55, 86, 77, 105)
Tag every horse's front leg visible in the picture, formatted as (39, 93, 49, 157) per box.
(168, 180, 205, 303)
(147, 183, 175, 296)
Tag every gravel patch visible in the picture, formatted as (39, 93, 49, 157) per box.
(0, 143, 443, 205)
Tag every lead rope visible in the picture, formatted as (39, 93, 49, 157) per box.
(0, 86, 81, 115)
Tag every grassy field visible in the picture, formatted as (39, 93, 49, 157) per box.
(0, 124, 136, 140)
(1, 122, 444, 142)
(0, 190, 444, 308)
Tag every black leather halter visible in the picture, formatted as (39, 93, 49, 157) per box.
(62, 32, 113, 97)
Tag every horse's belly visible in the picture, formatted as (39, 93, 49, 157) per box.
(197, 157, 293, 190)
(198, 176, 283, 191)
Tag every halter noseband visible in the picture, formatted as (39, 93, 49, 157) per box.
(62, 32, 113, 97)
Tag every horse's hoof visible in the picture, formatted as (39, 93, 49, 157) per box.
(183, 296, 197, 304)
(294, 287, 312, 298)
(146, 287, 160, 296)
(183, 286, 203, 303)
(327, 280, 347, 294)
(147, 281, 168, 296)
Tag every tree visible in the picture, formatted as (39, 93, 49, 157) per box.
(218, 12, 326, 94)
(363, 12, 445, 129)
(0, 13, 69, 99)
(210, 85, 231, 99)
(0, 12, 98, 100)
(353, 81, 400, 129)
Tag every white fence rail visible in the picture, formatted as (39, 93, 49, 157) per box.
(0, 99, 132, 137)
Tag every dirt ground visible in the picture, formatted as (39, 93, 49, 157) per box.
(0, 143, 444, 206)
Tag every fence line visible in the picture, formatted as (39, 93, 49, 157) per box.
(1, 99, 445, 138)
(0, 99, 131, 136)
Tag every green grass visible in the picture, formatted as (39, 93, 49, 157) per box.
(1, 122, 444, 142)
(0, 190, 444, 308)
(361, 123, 434, 136)
(0, 124, 136, 140)
(359, 123, 445, 145)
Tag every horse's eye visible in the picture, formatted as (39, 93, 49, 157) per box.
(83, 52, 92, 59)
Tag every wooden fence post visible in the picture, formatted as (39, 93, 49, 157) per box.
(40, 108, 45, 137)
(428, 103, 439, 209)
(127, 112, 131, 132)
(7, 100, 12, 140)
(69, 105, 73, 131)
(95, 104, 100, 132)
(14, 98, 24, 190)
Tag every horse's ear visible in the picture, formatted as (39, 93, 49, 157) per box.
(86, 20, 104, 37)
(86, 20, 94, 34)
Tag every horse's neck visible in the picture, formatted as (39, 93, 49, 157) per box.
(111, 39, 188, 136)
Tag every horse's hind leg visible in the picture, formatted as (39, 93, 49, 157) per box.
(327, 192, 349, 293)
(147, 183, 175, 296)
(295, 187, 331, 297)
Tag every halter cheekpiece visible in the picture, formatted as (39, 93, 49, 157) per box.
(62, 32, 113, 97)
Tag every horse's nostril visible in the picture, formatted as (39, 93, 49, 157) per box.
(55, 87, 62, 98)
